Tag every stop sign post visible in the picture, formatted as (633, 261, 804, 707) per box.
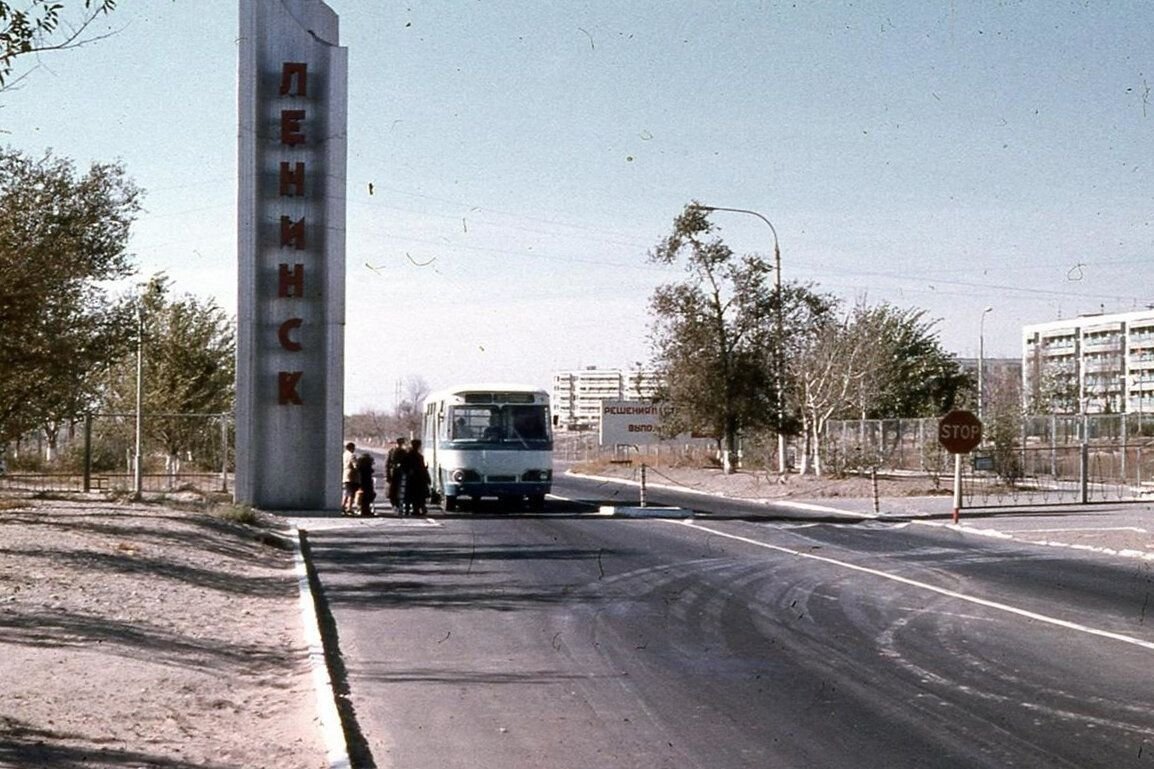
(938, 410, 983, 522)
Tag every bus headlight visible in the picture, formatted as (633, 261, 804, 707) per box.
(451, 469, 480, 483)
(521, 469, 552, 482)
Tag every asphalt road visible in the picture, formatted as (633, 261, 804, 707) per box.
(301, 477, 1154, 769)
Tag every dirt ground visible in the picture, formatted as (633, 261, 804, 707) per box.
(571, 460, 952, 501)
(0, 495, 328, 769)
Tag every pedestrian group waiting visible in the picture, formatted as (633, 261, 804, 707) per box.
(341, 437, 432, 516)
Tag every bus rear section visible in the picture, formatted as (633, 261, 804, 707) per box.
(422, 385, 553, 512)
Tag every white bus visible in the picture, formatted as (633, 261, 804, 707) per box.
(422, 384, 553, 511)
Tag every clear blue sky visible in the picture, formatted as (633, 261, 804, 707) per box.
(4, 1, 1152, 412)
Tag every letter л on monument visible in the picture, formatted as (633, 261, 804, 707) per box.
(279, 61, 308, 96)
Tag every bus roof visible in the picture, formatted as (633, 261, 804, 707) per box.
(423, 383, 548, 406)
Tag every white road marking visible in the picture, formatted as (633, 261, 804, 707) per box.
(773, 499, 878, 518)
(674, 519, 1154, 652)
(914, 520, 1154, 563)
(1007, 527, 1148, 534)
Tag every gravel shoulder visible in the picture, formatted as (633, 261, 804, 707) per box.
(0, 496, 328, 769)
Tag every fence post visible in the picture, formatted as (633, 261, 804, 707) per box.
(952, 453, 963, 524)
(1080, 413, 1090, 504)
(918, 419, 925, 471)
(220, 413, 229, 493)
(871, 466, 880, 514)
(639, 463, 647, 508)
(83, 412, 93, 493)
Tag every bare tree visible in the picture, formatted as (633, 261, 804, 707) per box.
(345, 410, 392, 445)
(793, 312, 867, 476)
(346, 376, 432, 445)
(1, 1, 117, 90)
(393, 376, 431, 438)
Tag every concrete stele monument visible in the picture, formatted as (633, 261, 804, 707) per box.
(236, 0, 347, 509)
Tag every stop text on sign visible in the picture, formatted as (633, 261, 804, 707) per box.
(939, 423, 981, 440)
(937, 409, 983, 454)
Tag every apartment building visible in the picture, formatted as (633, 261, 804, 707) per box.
(1023, 309, 1154, 414)
(551, 367, 661, 431)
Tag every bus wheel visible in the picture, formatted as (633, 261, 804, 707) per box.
(528, 494, 546, 511)
(444, 495, 458, 513)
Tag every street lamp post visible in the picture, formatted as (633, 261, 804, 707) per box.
(699, 205, 787, 474)
(133, 300, 144, 500)
(978, 306, 993, 425)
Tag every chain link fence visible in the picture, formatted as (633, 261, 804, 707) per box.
(823, 414, 1154, 506)
(554, 431, 719, 467)
(1, 413, 233, 495)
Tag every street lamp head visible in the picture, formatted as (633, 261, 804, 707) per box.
(694, 204, 779, 247)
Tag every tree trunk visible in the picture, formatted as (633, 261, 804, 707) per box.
(812, 426, 824, 476)
(43, 427, 58, 463)
(798, 409, 813, 475)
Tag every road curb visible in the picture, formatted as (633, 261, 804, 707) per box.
(291, 524, 353, 769)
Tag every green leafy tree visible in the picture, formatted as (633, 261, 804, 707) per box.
(985, 364, 1024, 485)
(847, 302, 970, 419)
(98, 276, 235, 472)
(0, 147, 140, 444)
(793, 299, 970, 476)
(0, 0, 116, 88)
(649, 203, 834, 472)
(649, 203, 777, 472)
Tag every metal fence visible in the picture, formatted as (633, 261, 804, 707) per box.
(554, 431, 718, 466)
(940, 444, 1154, 507)
(1, 413, 233, 495)
(824, 414, 1154, 506)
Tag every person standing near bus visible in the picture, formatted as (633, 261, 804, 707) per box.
(355, 451, 376, 516)
(385, 437, 407, 511)
(340, 442, 359, 514)
(400, 439, 431, 516)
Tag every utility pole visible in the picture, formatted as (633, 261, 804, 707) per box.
(133, 301, 144, 500)
(978, 306, 993, 426)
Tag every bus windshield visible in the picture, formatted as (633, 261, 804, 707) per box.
(448, 404, 550, 445)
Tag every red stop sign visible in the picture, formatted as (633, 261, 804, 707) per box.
(938, 409, 983, 454)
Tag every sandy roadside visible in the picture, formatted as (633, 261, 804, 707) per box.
(0, 496, 328, 769)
